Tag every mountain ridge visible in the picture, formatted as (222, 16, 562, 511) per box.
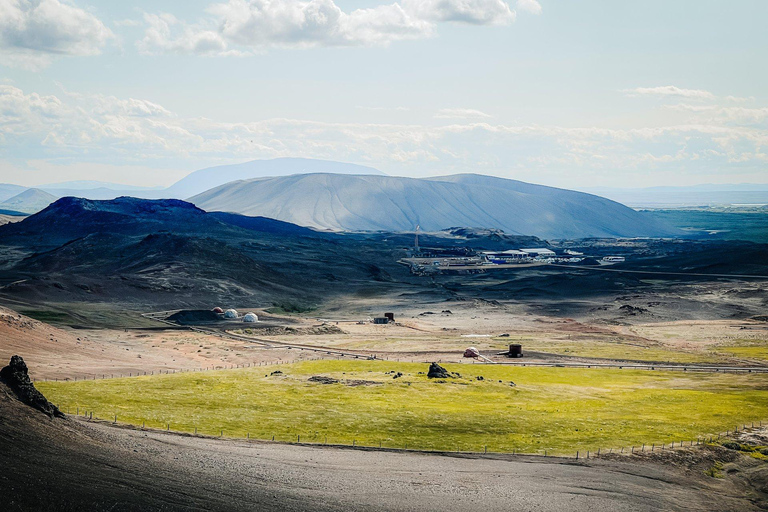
(190, 173, 678, 239)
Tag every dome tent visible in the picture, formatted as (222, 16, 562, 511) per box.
(212, 307, 224, 314)
(224, 309, 239, 319)
(243, 312, 258, 323)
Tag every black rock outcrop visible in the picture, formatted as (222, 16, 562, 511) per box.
(427, 362, 451, 379)
(0, 355, 64, 418)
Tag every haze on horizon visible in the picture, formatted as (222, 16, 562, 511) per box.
(0, 0, 766, 190)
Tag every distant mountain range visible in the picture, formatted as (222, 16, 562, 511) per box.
(3, 158, 386, 203)
(2, 157, 761, 238)
(190, 173, 678, 239)
(581, 184, 768, 208)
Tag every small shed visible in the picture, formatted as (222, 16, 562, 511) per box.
(373, 317, 389, 325)
(243, 312, 258, 323)
(384, 312, 395, 322)
(224, 309, 239, 319)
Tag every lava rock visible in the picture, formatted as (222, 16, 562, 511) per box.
(427, 362, 451, 379)
(0, 355, 64, 418)
(308, 376, 339, 384)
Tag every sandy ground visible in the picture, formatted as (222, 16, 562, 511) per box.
(240, 301, 768, 366)
(1, 383, 761, 512)
(4, 301, 767, 382)
(0, 307, 321, 381)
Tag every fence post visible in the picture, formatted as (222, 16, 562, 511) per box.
(576, 451, 579, 459)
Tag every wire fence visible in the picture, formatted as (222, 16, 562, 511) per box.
(57, 405, 766, 460)
(33, 354, 768, 383)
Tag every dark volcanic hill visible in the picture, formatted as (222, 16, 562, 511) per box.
(0, 196, 318, 248)
(0, 197, 411, 307)
(190, 173, 679, 239)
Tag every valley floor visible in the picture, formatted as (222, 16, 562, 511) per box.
(2, 383, 764, 512)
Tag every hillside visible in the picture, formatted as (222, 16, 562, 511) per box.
(165, 158, 386, 199)
(0, 188, 58, 214)
(191, 173, 678, 239)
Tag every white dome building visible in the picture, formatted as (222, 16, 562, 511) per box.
(224, 309, 239, 319)
(243, 312, 259, 323)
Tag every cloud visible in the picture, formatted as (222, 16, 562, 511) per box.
(516, 0, 542, 15)
(0, 0, 113, 69)
(137, 13, 233, 56)
(624, 86, 715, 100)
(402, 0, 515, 25)
(665, 103, 768, 126)
(3, 84, 767, 188)
(434, 108, 492, 119)
(138, 0, 520, 55)
(356, 106, 410, 112)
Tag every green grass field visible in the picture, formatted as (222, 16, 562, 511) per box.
(38, 360, 768, 455)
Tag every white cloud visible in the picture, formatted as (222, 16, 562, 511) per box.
(402, 0, 515, 25)
(724, 95, 755, 103)
(516, 0, 542, 15)
(665, 103, 768, 125)
(434, 108, 492, 119)
(137, 13, 233, 56)
(0, 0, 113, 69)
(138, 0, 520, 55)
(3, 84, 767, 188)
(624, 86, 715, 100)
(356, 106, 410, 111)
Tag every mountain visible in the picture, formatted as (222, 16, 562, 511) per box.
(0, 184, 27, 203)
(190, 173, 679, 239)
(39, 180, 163, 200)
(581, 184, 768, 208)
(0, 196, 320, 249)
(0, 189, 58, 214)
(39, 180, 163, 192)
(0, 158, 387, 204)
(0, 197, 409, 306)
(164, 158, 386, 199)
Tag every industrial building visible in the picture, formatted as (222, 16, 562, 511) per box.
(481, 250, 530, 264)
(520, 248, 556, 258)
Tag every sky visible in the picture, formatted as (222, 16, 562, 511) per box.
(0, 0, 767, 189)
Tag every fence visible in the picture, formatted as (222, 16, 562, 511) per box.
(57, 404, 766, 460)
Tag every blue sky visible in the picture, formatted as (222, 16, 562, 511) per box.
(0, 0, 766, 188)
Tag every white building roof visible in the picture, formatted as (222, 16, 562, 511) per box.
(520, 248, 555, 254)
